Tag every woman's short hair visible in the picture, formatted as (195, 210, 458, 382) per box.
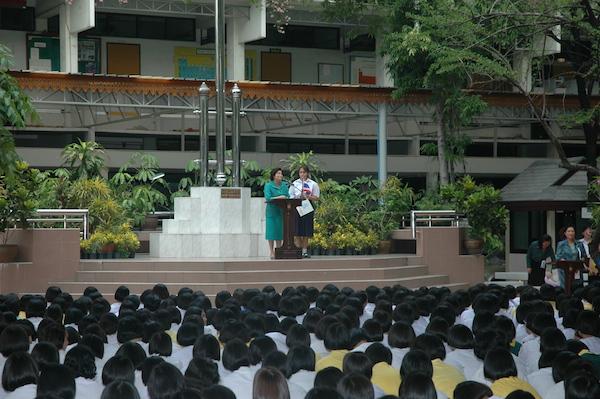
(249, 335, 277, 365)
(401, 349, 433, 379)
(304, 388, 343, 399)
(343, 352, 373, 379)
(193, 334, 221, 361)
(447, 324, 474, 350)
(576, 310, 600, 336)
(365, 342, 392, 365)
(100, 380, 141, 399)
(388, 322, 416, 349)
(102, 356, 135, 385)
(362, 320, 384, 342)
(31, 342, 60, 369)
(564, 371, 600, 399)
(270, 168, 283, 181)
(336, 372, 374, 399)
(117, 316, 142, 344)
(0, 325, 30, 357)
(147, 362, 184, 399)
(2, 352, 38, 392)
(37, 364, 76, 399)
(314, 367, 343, 390)
(149, 332, 172, 357)
(413, 333, 446, 361)
(540, 328, 566, 354)
(285, 324, 310, 349)
(222, 338, 250, 372)
(453, 381, 493, 399)
(286, 346, 315, 376)
(80, 334, 105, 359)
(324, 322, 350, 351)
(184, 358, 219, 391)
(141, 357, 166, 386)
(115, 342, 147, 370)
(176, 323, 202, 347)
(115, 286, 130, 302)
(64, 344, 96, 380)
(398, 373, 437, 399)
(252, 367, 290, 399)
(483, 348, 517, 380)
(203, 385, 236, 399)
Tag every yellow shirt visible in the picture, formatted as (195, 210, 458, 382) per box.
(432, 359, 465, 398)
(315, 349, 348, 371)
(491, 377, 541, 399)
(371, 362, 400, 395)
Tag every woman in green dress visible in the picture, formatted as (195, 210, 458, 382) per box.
(264, 168, 289, 259)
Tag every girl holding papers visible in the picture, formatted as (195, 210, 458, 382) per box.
(289, 166, 320, 258)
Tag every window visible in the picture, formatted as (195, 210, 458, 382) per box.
(510, 210, 547, 253)
(13, 131, 86, 148)
(96, 133, 182, 150)
(465, 142, 494, 157)
(0, 6, 35, 31)
(83, 13, 195, 42)
(346, 34, 376, 52)
(250, 25, 340, 50)
(349, 140, 376, 154)
(388, 140, 410, 155)
(266, 137, 345, 154)
(165, 17, 195, 41)
(137, 15, 165, 40)
(497, 143, 547, 158)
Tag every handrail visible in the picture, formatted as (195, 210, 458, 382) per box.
(29, 209, 89, 239)
(408, 210, 464, 239)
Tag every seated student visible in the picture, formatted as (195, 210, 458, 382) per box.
(252, 367, 290, 399)
(64, 344, 104, 399)
(342, 352, 385, 398)
(413, 333, 465, 398)
(365, 343, 400, 396)
(564, 371, 600, 399)
(444, 324, 481, 377)
(286, 346, 316, 393)
(398, 373, 438, 399)
(147, 362, 184, 399)
(101, 380, 140, 399)
(304, 387, 343, 399)
(353, 320, 384, 353)
(80, 334, 107, 373)
(544, 357, 595, 399)
(2, 352, 38, 399)
(184, 357, 219, 391)
(219, 338, 257, 399)
(400, 350, 448, 399)
(111, 286, 131, 315)
(525, 328, 566, 397)
(517, 312, 557, 376)
(493, 315, 521, 356)
(575, 310, 600, 354)
(31, 342, 60, 369)
(453, 381, 493, 399)
(315, 323, 351, 371)
(148, 332, 182, 371)
(313, 367, 343, 391)
(557, 298, 582, 340)
(102, 357, 135, 386)
(37, 364, 76, 399)
(0, 324, 31, 372)
(505, 391, 535, 399)
(24, 297, 46, 329)
(387, 322, 416, 369)
(337, 372, 374, 399)
(484, 348, 541, 399)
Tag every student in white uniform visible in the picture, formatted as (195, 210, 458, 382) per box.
(575, 310, 600, 354)
(146, 362, 185, 399)
(288, 165, 320, 258)
(36, 364, 76, 399)
(220, 339, 257, 399)
(286, 346, 317, 395)
(2, 352, 38, 399)
(100, 380, 140, 399)
(64, 344, 104, 399)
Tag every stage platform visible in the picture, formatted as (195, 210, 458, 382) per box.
(47, 254, 469, 298)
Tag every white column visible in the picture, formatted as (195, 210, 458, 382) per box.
(59, 5, 78, 73)
(226, 20, 246, 81)
(375, 37, 394, 87)
(377, 103, 388, 186)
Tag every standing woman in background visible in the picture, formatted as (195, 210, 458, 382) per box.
(526, 234, 555, 286)
(289, 165, 320, 258)
(265, 168, 289, 259)
(555, 226, 582, 288)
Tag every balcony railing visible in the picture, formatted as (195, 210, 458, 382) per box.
(400, 210, 466, 239)
(28, 209, 89, 239)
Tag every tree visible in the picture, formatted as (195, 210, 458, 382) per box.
(61, 140, 106, 180)
(0, 44, 36, 176)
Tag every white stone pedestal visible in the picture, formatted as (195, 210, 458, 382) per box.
(150, 187, 269, 258)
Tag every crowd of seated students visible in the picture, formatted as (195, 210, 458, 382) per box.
(0, 281, 599, 399)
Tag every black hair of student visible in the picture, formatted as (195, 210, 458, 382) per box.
(26, 297, 46, 318)
(528, 312, 557, 336)
(270, 167, 283, 180)
(0, 324, 30, 357)
(361, 319, 384, 342)
(364, 342, 392, 365)
(286, 346, 316, 377)
(37, 364, 76, 399)
(115, 341, 147, 370)
(100, 380, 140, 399)
(314, 366, 344, 390)
(453, 381, 493, 399)
(324, 322, 351, 351)
(551, 351, 579, 383)
(285, 324, 310, 349)
(447, 324, 474, 350)
(45, 303, 64, 325)
(80, 334, 105, 359)
(192, 334, 221, 362)
(473, 330, 510, 360)
(31, 342, 60, 369)
(102, 356, 135, 385)
(425, 317, 450, 342)
(372, 309, 393, 332)
(398, 373, 437, 399)
(540, 328, 566, 354)
(337, 372, 375, 399)
(147, 362, 184, 399)
(140, 356, 165, 386)
(12, 319, 34, 342)
(64, 307, 84, 325)
(222, 338, 250, 371)
(184, 357, 219, 391)
(114, 285, 130, 302)
(304, 387, 344, 399)
(504, 391, 535, 399)
(247, 335, 276, 365)
(149, 332, 172, 357)
(280, 317, 299, 334)
(342, 352, 374, 379)
(45, 286, 62, 303)
(492, 315, 516, 342)
(2, 351, 38, 392)
(64, 344, 96, 380)
(387, 322, 416, 349)
(400, 349, 433, 379)
(565, 338, 588, 354)
(413, 333, 446, 361)
(152, 283, 170, 300)
(564, 371, 600, 399)
(117, 316, 142, 344)
(471, 311, 496, 336)
(483, 348, 517, 381)
(219, 320, 249, 344)
(302, 309, 323, 334)
(201, 385, 236, 399)
(262, 351, 287, 375)
(40, 321, 66, 350)
(83, 323, 108, 344)
(576, 310, 600, 336)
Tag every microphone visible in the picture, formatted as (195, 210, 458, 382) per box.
(284, 179, 304, 197)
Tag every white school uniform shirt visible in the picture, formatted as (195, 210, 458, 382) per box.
(353, 341, 375, 353)
(472, 354, 527, 385)
(266, 331, 289, 353)
(518, 336, 541, 376)
(444, 348, 482, 377)
(310, 338, 329, 358)
(288, 370, 316, 393)
(220, 366, 258, 399)
(580, 336, 600, 354)
(110, 302, 121, 315)
(390, 347, 410, 370)
(412, 316, 429, 336)
(74, 377, 104, 399)
(4, 384, 37, 399)
(526, 366, 555, 397)
(543, 381, 565, 399)
(170, 345, 194, 372)
(289, 178, 320, 200)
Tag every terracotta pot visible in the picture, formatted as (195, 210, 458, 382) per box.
(0, 245, 18, 263)
(101, 243, 115, 254)
(142, 215, 159, 230)
(378, 240, 392, 254)
(464, 238, 483, 255)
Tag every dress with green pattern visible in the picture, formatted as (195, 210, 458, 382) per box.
(264, 180, 289, 240)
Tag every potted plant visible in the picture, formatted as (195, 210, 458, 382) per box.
(0, 161, 39, 262)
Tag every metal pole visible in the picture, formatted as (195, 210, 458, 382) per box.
(231, 83, 242, 187)
(199, 82, 210, 187)
(214, 0, 226, 186)
(377, 102, 387, 188)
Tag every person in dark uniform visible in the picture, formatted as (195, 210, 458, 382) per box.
(526, 234, 555, 286)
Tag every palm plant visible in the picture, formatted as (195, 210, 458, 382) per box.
(61, 140, 106, 180)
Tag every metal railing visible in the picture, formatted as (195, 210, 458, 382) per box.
(400, 210, 465, 239)
(28, 209, 90, 239)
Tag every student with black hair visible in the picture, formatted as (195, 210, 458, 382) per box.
(0, 325, 30, 371)
(102, 356, 135, 386)
(387, 322, 416, 369)
(30, 342, 60, 370)
(101, 380, 141, 399)
(444, 324, 481, 377)
(220, 338, 258, 399)
(398, 373, 437, 399)
(365, 343, 400, 396)
(315, 322, 351, 371)
(184, 357, 219, 391)
(64, 344, 102, 399)
(249, 335, 278, 366)
(286, 346, 316, 392)
(575, 310, 600, 353)
(149, 331, 174, 358)
(140, 356, 166, 387)
(453, 381, 492, 399)
(524, 328, 566, 396)
(304, 387, 344, 399)
(285, 324, 310, 351)
(518, 312, 558, 375)
(314, 366, 343, 390)
(484, 348, 540, 399)
(2, 351, 38, 398)
(147, 362, 184, 399)
(36, 364, 76, 399)
(505, 391, 535, 399)
(564, 371, 600, 399)
(337, 372, 374, 399)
